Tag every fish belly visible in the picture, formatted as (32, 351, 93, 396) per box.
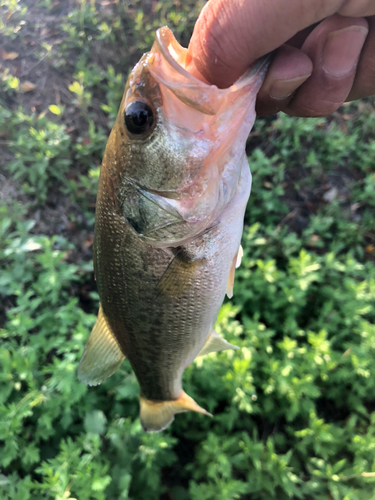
(81, 154, 251, 431)
(116, 155, 251, 402)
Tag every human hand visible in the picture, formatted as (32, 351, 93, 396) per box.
(187, 0, 375, 116)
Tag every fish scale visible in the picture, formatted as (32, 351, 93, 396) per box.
(78, 27, 269, 431)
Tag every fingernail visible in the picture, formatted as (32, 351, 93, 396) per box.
(323, 26, 368, 77)
(269, 75, 310, 100)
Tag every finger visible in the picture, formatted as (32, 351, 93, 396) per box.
(285, 15, 368, 117)
(347, 16, 375, 100)
(187, 0, 374, 88)
(338, 0, 375, 17)
(255, 45, 313, 116)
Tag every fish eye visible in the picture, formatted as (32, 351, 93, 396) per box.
(124, 101, 154, 136)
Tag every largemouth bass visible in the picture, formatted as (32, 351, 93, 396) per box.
(78, 27, 268, 432)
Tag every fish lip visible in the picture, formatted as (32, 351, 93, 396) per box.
(150, 26, 271, 115)
(154, 26, 204, 86)
(151, 26, 220, 115)
(154, 26, 271, 91)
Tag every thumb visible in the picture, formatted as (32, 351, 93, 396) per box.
(187, 0, 375, 87)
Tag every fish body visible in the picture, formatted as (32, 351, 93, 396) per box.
(78, 27, 269, 431)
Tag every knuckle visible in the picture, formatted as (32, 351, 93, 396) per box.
(287, 87, 346, 116)
(289, 98, 343, 117)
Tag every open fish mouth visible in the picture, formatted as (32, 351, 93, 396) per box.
(149, 26, 221, 115)
(149, 26, 270, 116)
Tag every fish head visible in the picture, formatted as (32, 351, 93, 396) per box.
(107, 27, 269, 244)
(111, 32, 217, 197)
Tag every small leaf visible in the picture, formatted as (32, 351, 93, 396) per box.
(49, 105, 61, 115)
(69, 81, 83, 95)
(84, 410, 107, 434)
(20, 81, 36, 92)
(0, 51, 19, 60)
(7, 76, 19, 89)
(0, 474, 10, 486)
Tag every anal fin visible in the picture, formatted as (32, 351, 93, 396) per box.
(78, 305, 125, 386)
(198, 329, 239, 357)
(226, 245, 243, 299)
(140, 390, 212, 433)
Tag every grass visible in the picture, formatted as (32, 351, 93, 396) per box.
(1, 1, 375, 499)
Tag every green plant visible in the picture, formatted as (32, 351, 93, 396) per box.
(5, 114, 71, 203)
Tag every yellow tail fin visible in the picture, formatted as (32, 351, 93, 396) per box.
(140, 391, 212, 432)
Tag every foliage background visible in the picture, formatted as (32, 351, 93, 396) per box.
(1, 1, 375, 499)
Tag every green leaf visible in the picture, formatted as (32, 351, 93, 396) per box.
(48, 105, 61, 115)
(0, 474, 10, 486)
(84, 410, 107, 435)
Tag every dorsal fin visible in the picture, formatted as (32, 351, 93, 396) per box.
(140, 391, 212, 432)
(78, 305, 126, 386)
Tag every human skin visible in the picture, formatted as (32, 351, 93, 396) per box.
(187, 0, 375, 116)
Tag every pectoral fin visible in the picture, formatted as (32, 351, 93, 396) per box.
(198, 329, 239, 357)
(226, 245, 243, 299)
(78, 305, 125, 386)
(156, 249, 205, 298)
(140, 391, 212, 432)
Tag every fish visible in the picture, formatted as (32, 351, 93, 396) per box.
(78, 26, 269, 432)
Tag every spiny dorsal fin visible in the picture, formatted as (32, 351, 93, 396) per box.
(78, 305, 125, 386)
(140, 391, 212, 432)
(226, 245, 243, 298)
(198, 329, 239, 357)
